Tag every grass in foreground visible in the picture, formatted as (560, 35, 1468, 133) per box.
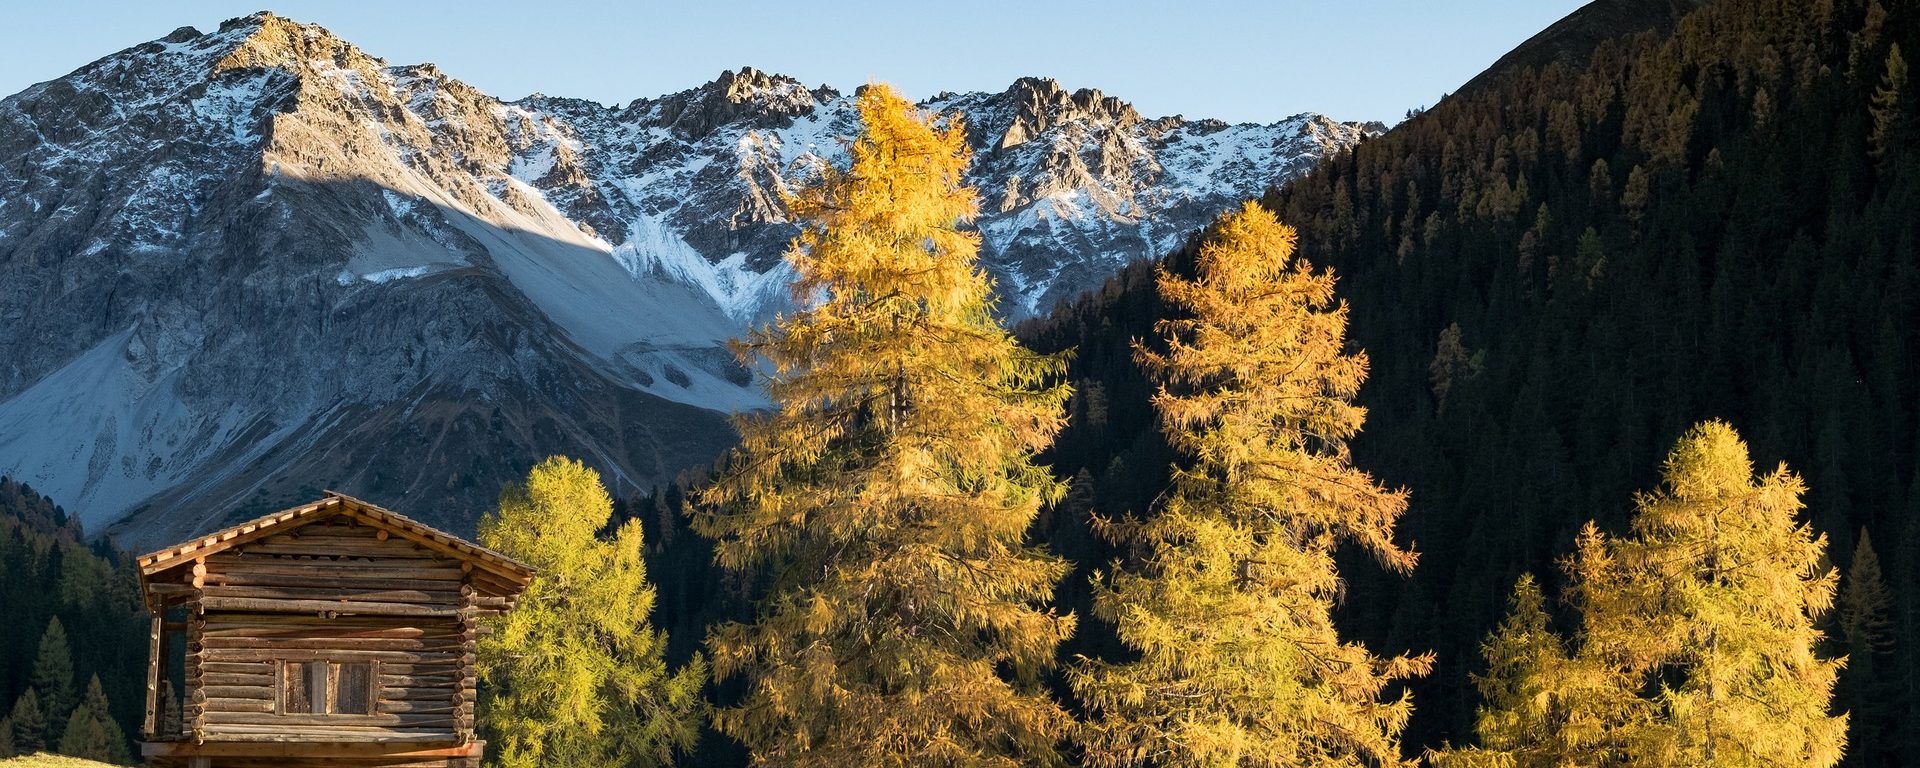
(1, 755, 120, 768)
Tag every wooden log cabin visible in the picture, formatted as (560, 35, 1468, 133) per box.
(134, 491, 533, 768)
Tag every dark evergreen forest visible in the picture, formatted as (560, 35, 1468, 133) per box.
(0, 477, 146, 761)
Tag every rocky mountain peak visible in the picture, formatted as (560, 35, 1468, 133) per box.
(637, 66, 824, 138)
(209, 12, 385, 82)
(713, 66, 811, 105)
(992, 76, 1142, 150)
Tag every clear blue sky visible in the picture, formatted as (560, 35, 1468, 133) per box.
(0, 1, 1587, 125)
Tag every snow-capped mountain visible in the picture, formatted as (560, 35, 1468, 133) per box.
(0, 12, 1369, 545)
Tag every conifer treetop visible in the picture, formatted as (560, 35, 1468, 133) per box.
(1141, 200, 1414, 573)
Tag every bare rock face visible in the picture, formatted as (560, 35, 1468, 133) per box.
(993, 76, 1143, 151)
(641, 66, 825, 139)
(0, 12, 1368, 546)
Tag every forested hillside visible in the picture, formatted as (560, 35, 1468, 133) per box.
(0, 479, 142, 763)
(1024, 0, 1920, 760)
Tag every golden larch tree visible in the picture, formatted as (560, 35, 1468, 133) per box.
(1429, 563, 1647, 768)
(693, 83, 1075, 768)
(1069, 201, 1431, 768)
(1444, 422, 1847, 767)
(1608, 421, 1846, 767)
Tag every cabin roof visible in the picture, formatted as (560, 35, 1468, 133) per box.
(136, 491, 534, 589)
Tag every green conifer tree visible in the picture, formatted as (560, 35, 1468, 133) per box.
(477, 456, 705, 768)
(8, 688, 47, 754)
(1840, 529, 1894, 653)
(30, 617, 75, 729)
(56, 709, 105, 763)
(1837, 530, 1894, 766)
(56, 677, 130, 764)
(695, 83, 1075, 768)
(1430, 322, 1472, 409)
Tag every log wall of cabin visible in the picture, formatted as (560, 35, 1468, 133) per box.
(183, 521, 476, 746)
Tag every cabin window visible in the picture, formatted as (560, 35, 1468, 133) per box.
(333, 661, 372, 715)
(281, 661, 320, 714)
(280, 660, 373, 716)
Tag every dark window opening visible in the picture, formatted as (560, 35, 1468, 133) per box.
(333, 661, 372, 715)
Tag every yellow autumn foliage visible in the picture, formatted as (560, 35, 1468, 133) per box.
(1437, 421, 1847, 768)
(694, 83, 1074, 768)
(1071, 202, 1431, 768)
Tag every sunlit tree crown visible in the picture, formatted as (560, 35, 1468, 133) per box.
(695, 82, 1075, 768)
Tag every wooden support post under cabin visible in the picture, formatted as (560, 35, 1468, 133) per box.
(146, 614, 164, 738)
